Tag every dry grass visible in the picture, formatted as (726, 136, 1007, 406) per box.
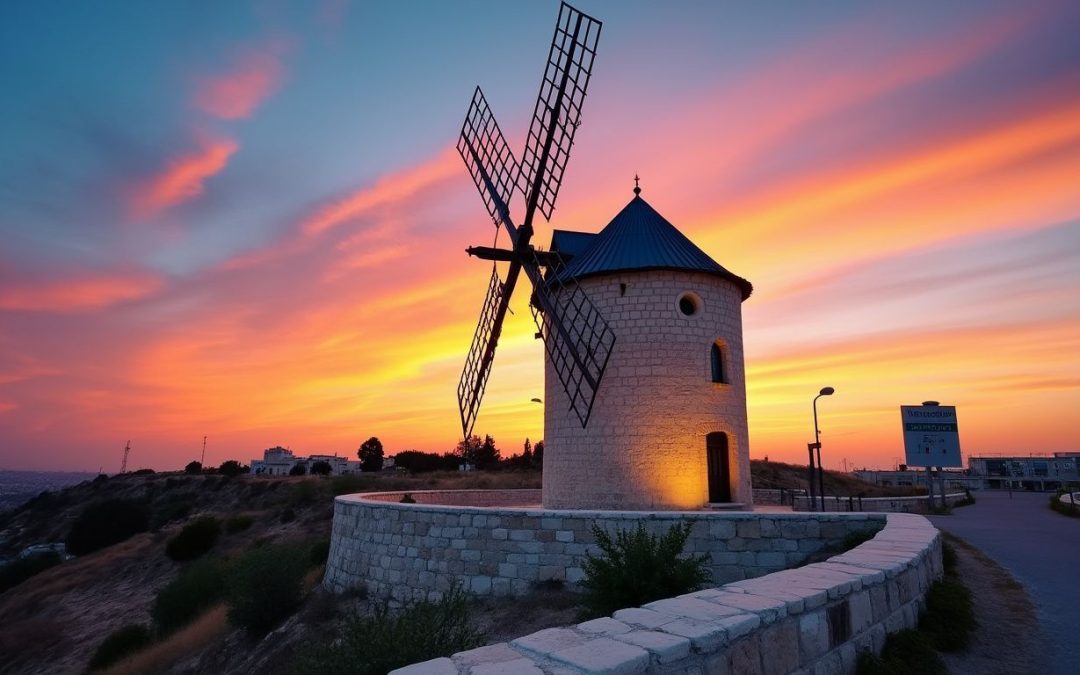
(101, 605, 229, 675)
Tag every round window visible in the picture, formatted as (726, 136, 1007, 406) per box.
(677, 292, 701, 317)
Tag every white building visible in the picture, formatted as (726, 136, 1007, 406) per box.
(543, 187, 754, 510)
(251, 447, 361, 476)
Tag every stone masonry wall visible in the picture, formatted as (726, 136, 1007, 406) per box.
(544, 270, 753, 510)
(391, 512, 942, 675)
(323, 491, 885, 603)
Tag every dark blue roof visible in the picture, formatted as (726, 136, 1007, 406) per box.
(551, 195, 752, 300)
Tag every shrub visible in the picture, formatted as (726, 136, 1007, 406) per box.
(288, 480, 321, 506)
(0, 552, 62, 594)
(165, 516, 222, 561)
(400, 493, 416, 503)
(280, 508, 296, 523)
(184, 461, 202, 475)
(66, 499, 150, 555)
(88, 623, 154, 671)
(151, 496, 195, 531)
(580, 522, 710, 617)
(310, 461, 333, 476)
(289, 463, 307, 476)
(953, 490, 976, 507)
(920, 576, 975, 651)
(857, 629, 944, 675)
(152, 557, 231, 636)
(227, 543, 309, 635)
(310, 539, 331, 566)
(294, 586, 482, 675)
(218, 460, 248, 477)
(225, 515, 254, 533)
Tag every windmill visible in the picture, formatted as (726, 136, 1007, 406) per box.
(456, 2, 615, 440)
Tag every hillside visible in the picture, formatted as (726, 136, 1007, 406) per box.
(0, 464, 903, 673)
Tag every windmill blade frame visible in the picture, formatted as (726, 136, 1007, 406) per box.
(458, 87, 522, 232)
(519, 2, 602, 222)
(526, 250, 615, 427)
(458, 266, 508, 439)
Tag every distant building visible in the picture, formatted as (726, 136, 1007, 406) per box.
(251, 447, 361, 476)
(968, 452, 1079, 491)
(855, 451, 1080, 492)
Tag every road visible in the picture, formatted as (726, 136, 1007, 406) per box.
(929, 490, 1080, 675)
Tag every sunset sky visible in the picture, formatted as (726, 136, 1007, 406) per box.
(1, 0, 1078, 472)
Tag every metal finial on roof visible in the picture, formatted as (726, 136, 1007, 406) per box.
(633, 174, 641, 195)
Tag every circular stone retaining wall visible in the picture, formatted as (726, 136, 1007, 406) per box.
(323, 489, 886, 603)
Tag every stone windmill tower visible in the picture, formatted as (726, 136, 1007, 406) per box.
(542, 180, 753, 510)
(454, 3, 753, 511)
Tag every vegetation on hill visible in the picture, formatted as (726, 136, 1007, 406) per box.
(750, 460, 926, 498)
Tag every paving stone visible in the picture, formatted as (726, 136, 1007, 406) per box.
(644, 597, 743, 622)
(512, 627, 587, 658)
(548, 637, 651, 674)
(612, 629, 691, 663)
(469, 659, 543, 675)
(578, 617, 633, 635)
(613, 607, 674, 630)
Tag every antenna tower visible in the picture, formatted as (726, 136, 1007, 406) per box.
(121, 440, 131, 474)
(200, 435, 207, 465)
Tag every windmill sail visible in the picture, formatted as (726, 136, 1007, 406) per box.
(458, 88, 521, 231)
(455, 2, 609, 439)
(520, 2, 602, 221)
(526, 251, 615, 427)
(458, 266, 507, 439)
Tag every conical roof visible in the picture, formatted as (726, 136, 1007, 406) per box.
(553, 194, 753, 300)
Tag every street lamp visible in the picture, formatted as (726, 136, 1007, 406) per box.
(812, 387, 835, 511)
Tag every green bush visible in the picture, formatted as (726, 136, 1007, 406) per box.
(225, 514, 254, 533)
(0, 552, 62, 594)
(227, 543, 309, 635)
(294, 586, 482, 675)
(921, 576, 975, 651)
(859, 629, 945, 675)
(310, 539, 331, 566)
(165, 516, 222, 561)
(580, 522, 710, 617)
(66, 499, 150, 555)
(88, 623, 154, 671)
(1050, 491, 1080, 518)
(152, 556, 232, 636)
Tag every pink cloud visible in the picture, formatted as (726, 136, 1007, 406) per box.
(0, 273, 163, 312)
(130, 136, 238, 220)
(193, 40, 289, 120)
(301, 147, 460, 235)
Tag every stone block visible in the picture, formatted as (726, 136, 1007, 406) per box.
(797, 611, 829, 661)
(578, 617, 633, 635)
(848, 590, 873, 634)
(729, 634, 762, 675)
(548, 637, 651, 675)
(657, 619, 727, 652)
(613, 629, 691, 663)
(470, 659, 543, 675)
(759, 620, 799, 675)
(613, 607, 674, 630)
(645, 597, 743, 622)
(511, 627, 586, 658)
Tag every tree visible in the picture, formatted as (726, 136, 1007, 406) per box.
(533, 440, 544, 469)
(184, 461, 202, 475)
(522, 438, 533, 466)
(289, 463, 307, 476)
(310, 461, 333, 476)
(455, 435, 482, 468)
(358, 437, 384, 472)
(218, 460, 248, 477)
(474, 435, 501, 470)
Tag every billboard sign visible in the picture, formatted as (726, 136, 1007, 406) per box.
(901, 404, 962, 468)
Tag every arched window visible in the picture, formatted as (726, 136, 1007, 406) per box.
(711, 342, 726, 383)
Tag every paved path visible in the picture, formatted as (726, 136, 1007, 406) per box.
(929, 490, 1080, 675)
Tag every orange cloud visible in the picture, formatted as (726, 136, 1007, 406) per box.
(301, 147, 460, 235)
(130, 136, 238, 220)
(193, 40, 288, 120)
(0, 273, 162, 312)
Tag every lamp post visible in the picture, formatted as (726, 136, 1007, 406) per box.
(813, 387, 835, 511)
